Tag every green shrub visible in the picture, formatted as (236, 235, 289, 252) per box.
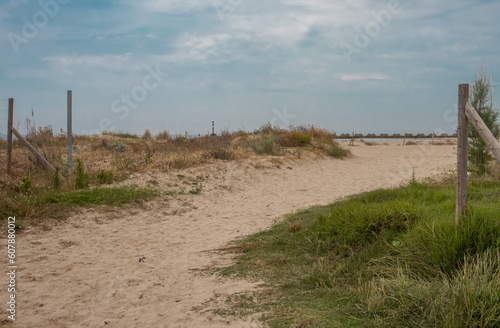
(97, 170, 114, 185)
(258, 134, 276, 155)
(275, 131, 312, 147)
(75, 159, 89, 189)
(326, 144, 350, 158)
(53, 167, 61, 190)
(20, 176, 31, 193)
(290, 131, 312, 145)
(108, 141, 127, 153)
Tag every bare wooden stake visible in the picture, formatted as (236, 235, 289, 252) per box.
(456, 84, 469, 226)
(67, 90, 73, 172)
(6, 98, 14, 175)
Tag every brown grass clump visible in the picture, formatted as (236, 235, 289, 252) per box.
(275, 131, 311, 147)
(142, 129, 152, 139)
(156, 130, 171, 140)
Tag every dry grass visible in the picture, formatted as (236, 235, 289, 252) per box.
(0, 124, 347, 193)
(142, 129, 152, 139)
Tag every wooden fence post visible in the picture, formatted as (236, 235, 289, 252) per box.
(6, 98, 13, 175)
(456, 84, 469, 226)
(67, 90, 72, 172)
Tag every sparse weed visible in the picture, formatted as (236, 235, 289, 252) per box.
(97, 170, 114, 185)
(20, 175, 32, 194)
(326, 144, 350, 158)
(53, 167, 61, 190)
(75, 159, 89, 189)
(189, 183, 203, 195)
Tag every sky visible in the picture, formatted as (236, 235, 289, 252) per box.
(0, 0, 499, 137)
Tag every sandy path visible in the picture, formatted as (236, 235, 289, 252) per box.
(1, 142, 456, 327)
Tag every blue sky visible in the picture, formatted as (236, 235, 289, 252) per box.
(0, 0, 499, 137)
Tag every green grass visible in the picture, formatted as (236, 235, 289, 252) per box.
(213, 181, 500, 327)
(325, 144, 351, 158)
(0, 186, 159, 223)
(102, 130, 139, 139)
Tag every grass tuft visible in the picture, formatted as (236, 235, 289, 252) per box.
(325, 144, 351, 158)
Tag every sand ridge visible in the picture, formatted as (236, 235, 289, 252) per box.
(1, 142, 456, 327)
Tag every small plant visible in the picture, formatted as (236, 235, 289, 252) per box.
(145, 151, 153, 164)
(189, 184, 203, 195)
(290, 131, 312, 145)
(325, 144, 350, 158)
(20, 175, 32, 193)
(108, 141, 127, 153)
(410, 167, 416, 185)
(75, 159, 89, 189)
(147, 179, 159, 186)
(53, 167, 61, 190)
(258, 134, 276, 155)
(97, 170, 114, 185)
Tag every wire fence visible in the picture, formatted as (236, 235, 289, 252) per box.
(456, 84, 500, 225)
(467, 127, 500, 221)
(0, 99, 9, 140)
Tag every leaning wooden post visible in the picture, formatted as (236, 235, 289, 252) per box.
(67, 90, 73, 172)
(6, 98, 14, 175)
(456, 84, 469, 226)
(11, 127, 63, 180)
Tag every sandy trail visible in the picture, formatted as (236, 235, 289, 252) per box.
(1, 142, 456, 327)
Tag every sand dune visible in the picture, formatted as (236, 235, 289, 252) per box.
(1, 142, 456, 327)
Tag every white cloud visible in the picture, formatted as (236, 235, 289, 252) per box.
(42, 53, 136, 74)
(339, 73, 391, 81)
(155, 33, 234, 63)
(138, 0, 210, 13)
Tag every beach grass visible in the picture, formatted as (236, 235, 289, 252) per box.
(0, 186, 160, 223)
(212, 180, 500, 327)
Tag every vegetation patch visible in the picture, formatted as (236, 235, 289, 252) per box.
(211, 181, 500, 327)
(325, 144, 351, 158)
(0, 186, 159, 223)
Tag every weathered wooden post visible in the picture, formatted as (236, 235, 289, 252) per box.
(67, 90, 72, 172)
(456, 84, 469, 226)
(6, 98, 14, 175)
